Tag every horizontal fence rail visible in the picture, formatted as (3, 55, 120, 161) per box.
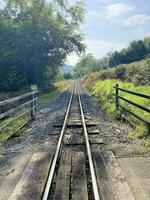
(0, 90, 38, 138)
(113, 86, 150, 99)
(0, 91, 37, 107)
(113, 84, 150, 126)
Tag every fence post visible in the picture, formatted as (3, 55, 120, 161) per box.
(115, 84, 119, 110)
(31, 93, 34, 118)
(34, 94, 37, 113)
(30, 85, 38, 118)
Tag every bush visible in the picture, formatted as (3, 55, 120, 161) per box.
(90, 57, 150, 85)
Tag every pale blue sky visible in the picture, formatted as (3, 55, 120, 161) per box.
(67, 0, 150, 65)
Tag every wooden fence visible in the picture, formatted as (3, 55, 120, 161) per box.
(0, 90, 38, 137)
(113, 84, 150, 126)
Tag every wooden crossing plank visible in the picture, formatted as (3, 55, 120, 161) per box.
(53, 150, 72, 200)
(0, 153, 32, 200)
(90, 138, 104, 144)
(93, 150, 118, 200)
(117, 157, 150, 200)
(9, 152, 53, 200)
(72, 151, 88, 200)
(87, 129, 99, 134)
(101, 151, 135, 200)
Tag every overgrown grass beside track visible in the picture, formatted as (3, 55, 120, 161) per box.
(0, 110, 29, 142)
(38, 80, 72, 104)
(83, 78, 150, 142)
(0, 80, 71, 146)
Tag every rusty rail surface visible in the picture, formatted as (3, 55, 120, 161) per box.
(0, 90, 38, 136)
(113, 84, 150, 126)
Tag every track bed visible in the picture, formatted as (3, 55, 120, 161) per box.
(0, 82, 149, 200)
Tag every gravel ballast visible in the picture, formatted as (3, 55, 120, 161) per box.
(2, 84, 141, 155)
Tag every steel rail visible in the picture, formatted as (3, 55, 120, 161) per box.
(77, 84, 100, 200)
(42, 84, 74, 200)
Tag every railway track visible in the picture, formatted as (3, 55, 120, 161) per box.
(43, 81, 100, 199)
(0, 81, 136, 200)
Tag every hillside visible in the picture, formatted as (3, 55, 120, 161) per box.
(83, 57, 150, 86)
(62, 65, 75, 73)
(82, 57, 150, 141)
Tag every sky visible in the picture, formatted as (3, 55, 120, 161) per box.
(66, 0, 150, 65)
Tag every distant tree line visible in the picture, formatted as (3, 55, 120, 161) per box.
(75, 37, 150, 77)
(109, 37, 150, 67)
(0, 0, 85, 92)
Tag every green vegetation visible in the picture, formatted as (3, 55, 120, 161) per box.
(72, 30, 150, 148)
(55, 80, 72, 91)
(83, 78, 150, 139)
(75, 53, 109, 76)
(0, 109, 30, 142)
(109, 37, 150, 67)
(0, 79, 71, 143)
(63, 70, 76, 80)
(38, 79, 71, 104)
(75, 37, 150, 77)
(83, 57, 150, 85)
(0, 0, 85, 92)
(37, 91, 60, 104)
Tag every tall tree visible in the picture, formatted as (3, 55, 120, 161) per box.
(0, 0, 85, 91)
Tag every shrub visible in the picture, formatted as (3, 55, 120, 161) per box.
(88, 57, 150, 85)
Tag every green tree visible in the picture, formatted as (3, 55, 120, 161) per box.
(75, 53, 106, 76)
(0, 0, 85, 91)
(144, 37, 150, 54)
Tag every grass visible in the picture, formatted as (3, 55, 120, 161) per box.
(38, 79, 72, 104)
(0, 108, 30, 142)
(83, 57, 150, 85)
(37, 90, 60, 104)
(0, 79, 72, 149)
(84, 78, 150, 141)
(54, 79, 72, 91)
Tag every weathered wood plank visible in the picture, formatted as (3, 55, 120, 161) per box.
(0, 91, 38, 107)
(90, 138, 104, 144)
(102, 151, 135, 200)
(0, 153, 33, 200)
(53, 151, 72, 200)
(87, 129, 99, 134)
(93, 150, 118, 200)
(72, 151, 88, 200)
(9, 152, 53, 200)
(117, 157, 150, 200)
(0, 98, 37, 120)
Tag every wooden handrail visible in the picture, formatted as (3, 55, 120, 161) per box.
(113, 94, 150, 113)
(0, 91, 38, 107)
(0, 106, 36, 131)
(0, 97, 38, 120)
(113, 101, 150, 126)
(113, 86, 150, 99)
(0, 90, 38, 139)
(113, 84, 150, 126)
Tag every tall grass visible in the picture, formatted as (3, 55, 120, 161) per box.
(0, 108, 30, 142)
(38, 79, 72, 104)
(0, 79, 72, 145)
(85, 79, 150, 138)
